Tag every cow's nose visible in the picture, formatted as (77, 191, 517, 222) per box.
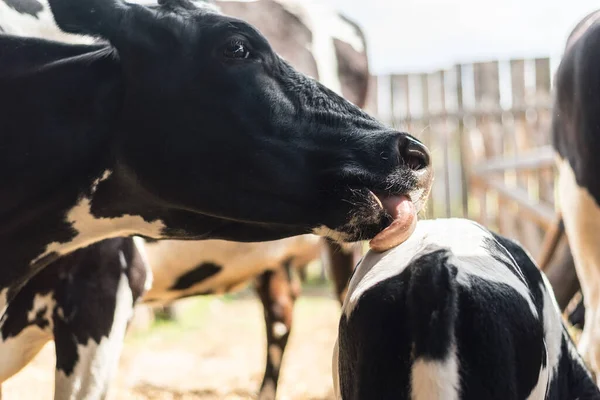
(398, 135, 430, 171)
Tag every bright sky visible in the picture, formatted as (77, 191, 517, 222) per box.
(320, 0, 598, 75)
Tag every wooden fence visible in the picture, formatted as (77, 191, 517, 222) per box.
(370, 57, 559, 255)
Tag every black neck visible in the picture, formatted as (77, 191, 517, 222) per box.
(0, 34, 123, 291)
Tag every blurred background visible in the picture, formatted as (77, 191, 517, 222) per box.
(5, 0, 597, 399)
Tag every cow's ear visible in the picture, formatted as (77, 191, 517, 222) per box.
(47, 0, 177, 56)
(47, 0, 135, 40)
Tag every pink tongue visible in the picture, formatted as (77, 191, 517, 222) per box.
(369, 195, 417, 252)
(380, 195, 413, 220)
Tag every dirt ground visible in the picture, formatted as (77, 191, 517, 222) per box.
(2, 287, 341, 400)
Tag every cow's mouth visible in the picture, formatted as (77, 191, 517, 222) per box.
(368, 191, 417, 252)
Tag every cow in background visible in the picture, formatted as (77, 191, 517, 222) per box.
(552, 7, 600, 382)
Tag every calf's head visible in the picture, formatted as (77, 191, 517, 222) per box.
(49, 0, 433, 242)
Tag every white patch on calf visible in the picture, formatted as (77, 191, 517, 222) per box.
(410, 343, 460, 400)
(539, 274, 564, 378)
(54, 272, 134, 400)
(32, 170, 166, 266)
(343, 219, 537, 318)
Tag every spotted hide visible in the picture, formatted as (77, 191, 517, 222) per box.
(333, 219, 600, 400)
(0, 237, 147, 400)
(552, 8, 600, 383)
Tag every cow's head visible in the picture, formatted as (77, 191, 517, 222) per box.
(48, 0, 433, 243)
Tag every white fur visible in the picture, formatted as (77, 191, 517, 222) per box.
(132, 236, 153, 294)
(342, 218, 538, 318)
(54, 272, 133, 400)
(0, 289, 9, 320)
(410, 344, 460, 400)
(272, 321, 288, 339)
(32, 170, 166, 266)
(27, 293, 54, 324)
(0, 0, 94, 44)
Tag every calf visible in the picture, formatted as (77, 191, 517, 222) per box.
(333, 218, 600, 399)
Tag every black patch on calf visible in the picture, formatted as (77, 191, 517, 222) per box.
(406, 249, 458, 360)
(169, 262, 222, 290)
(339, 249, 457, 399)
(2, 0, 43, 17)
(454, 277, 544, 399)
(546, 331, 600, 399)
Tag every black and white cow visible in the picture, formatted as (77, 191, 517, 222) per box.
(0, 0, 371, 398)
(552, 7, 600, 382)
(0, 0, 433, 344)
(333, 218, 600, 399)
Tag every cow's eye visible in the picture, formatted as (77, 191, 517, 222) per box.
(223, 39, 250, 59)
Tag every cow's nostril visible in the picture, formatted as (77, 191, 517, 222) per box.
(399, 136, 430, 171)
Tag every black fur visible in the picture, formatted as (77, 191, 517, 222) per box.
(169, 262, 222, 290)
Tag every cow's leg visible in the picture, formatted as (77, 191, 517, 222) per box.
(322, 240, 362, 304)
(53, 271, 134, 400)
(254, 262, 301, 400)
(52, 238, 149, 400)
(557, 158, 600, 381)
